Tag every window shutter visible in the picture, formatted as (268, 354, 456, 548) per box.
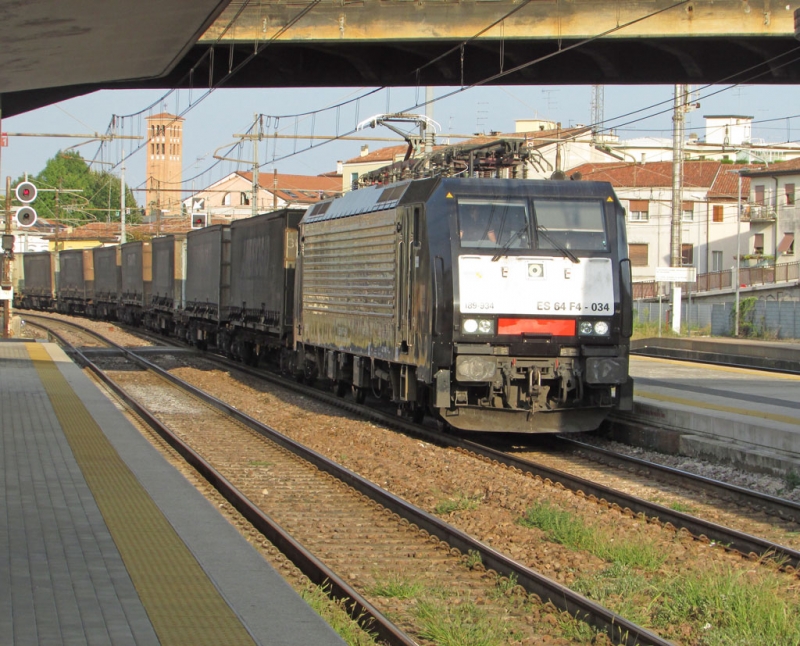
(629, 243, 648, 267)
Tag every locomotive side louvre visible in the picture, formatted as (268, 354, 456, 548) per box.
(91, 246, 121, 320)
(295, 179, 439, 404)
(56, 249, 95, 315)
(119, 241, 152, 325)
(20, 251, 57, 310)
(299, 207, 402, 360)
(297, 203, 434, 367)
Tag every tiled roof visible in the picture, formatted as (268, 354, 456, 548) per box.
(345, 145, 414, 164)
(236, 172, 341, 203)
(707, 163, 763, 199)
(54, 218, 223, 240)
(741, 157, 800, 176)
(566, 160, 722, 189)
(146, 112, 183, 121)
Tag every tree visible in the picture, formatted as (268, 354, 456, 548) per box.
(13, 150, 137, 225)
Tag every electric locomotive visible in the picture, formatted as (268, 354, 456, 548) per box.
(294, 175, 633, 433)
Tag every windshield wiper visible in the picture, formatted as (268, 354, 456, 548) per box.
(537, 225, 580, 264)
(491, 224, 529, 262)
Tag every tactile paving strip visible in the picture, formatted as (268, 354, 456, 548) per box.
(25, 343, 255, 646)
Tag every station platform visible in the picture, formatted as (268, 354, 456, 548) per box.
(0, 341, 346, 646)
(607, 346, 800, 475)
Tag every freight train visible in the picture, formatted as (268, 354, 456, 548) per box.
(13, 175, 634, 433)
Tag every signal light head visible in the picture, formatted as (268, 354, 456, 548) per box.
(15, 181, 37, 204)
(15, 206, 37, 227)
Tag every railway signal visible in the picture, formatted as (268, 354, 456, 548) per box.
(191, 213, 208, 229)
(14, 180, 37, 227)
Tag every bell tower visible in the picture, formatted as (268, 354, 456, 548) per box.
(145, 113, 184, 215)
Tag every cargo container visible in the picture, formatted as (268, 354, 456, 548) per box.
(119, 241, 151, 325)
(181, 224, 230, 348)
(222, 209, 303, 364)
(147, 235, 186, 333)
(19, 252, 56, 310)
(57, 249, 95, 314)
(91, 245, 121, 319)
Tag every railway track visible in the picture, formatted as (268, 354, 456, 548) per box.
(27, 314, 670, 646)
(29, 313, 800, 570)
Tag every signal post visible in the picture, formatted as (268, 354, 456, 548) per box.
(2, 177, 38, 337)
(2, 177, 13, 337)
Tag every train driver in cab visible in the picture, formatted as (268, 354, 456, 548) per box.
(459, 203, 496, 244)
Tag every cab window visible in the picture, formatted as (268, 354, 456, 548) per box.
(458, 199, 530, 249)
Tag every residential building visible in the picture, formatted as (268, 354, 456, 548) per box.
(184, 171, 341, 221)
(565, 160, 758, 282)
(741, 158, 800, 264)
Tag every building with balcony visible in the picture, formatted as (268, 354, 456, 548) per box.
(741, 159, 800, 264)
(564, 160, 760, 283)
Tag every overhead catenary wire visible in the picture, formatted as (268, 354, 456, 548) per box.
(94, 0, 800, 191)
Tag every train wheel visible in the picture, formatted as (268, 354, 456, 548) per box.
(411, 403, 425, 424)
(352, 386, 367, 404)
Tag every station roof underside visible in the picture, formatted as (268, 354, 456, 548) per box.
(2, 0, 800, 118)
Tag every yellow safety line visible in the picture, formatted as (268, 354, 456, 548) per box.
(636, 389, 800, 427)
(25, 343, 255, 646)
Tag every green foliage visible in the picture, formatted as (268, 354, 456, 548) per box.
(13, 150, 137, 225)
(415, 598, 507, 646)
(368, 574, 426, 600)
(652, 564, 800, 645)
(518, 502, 666, 570)
(300, 584, 379, 645)
(784, 470, 800, 492)
(434, 493, 482, 515)
(731, 296, 761, 337)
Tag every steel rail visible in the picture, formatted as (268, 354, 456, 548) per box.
(38, 317, 672, 646)
(127, 351, 670, 646)
(154, 344, 800, 571)
(33, 322, 416, 646)
(33, 314, 800, 570)
(558, 436, 800, 522)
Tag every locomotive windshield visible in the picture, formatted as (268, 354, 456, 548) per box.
(458, 197, 608, 252)
(532, 199, 608, 251)
(458, 200, 530, 249)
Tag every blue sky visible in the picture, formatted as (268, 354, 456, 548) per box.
(3, 83, 800, 207)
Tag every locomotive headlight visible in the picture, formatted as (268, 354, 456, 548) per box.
(463, 318, 479, 333)
(594, 321, 610, 336)
(462, 318, 495, 334)
(579, 320, 610, 336)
